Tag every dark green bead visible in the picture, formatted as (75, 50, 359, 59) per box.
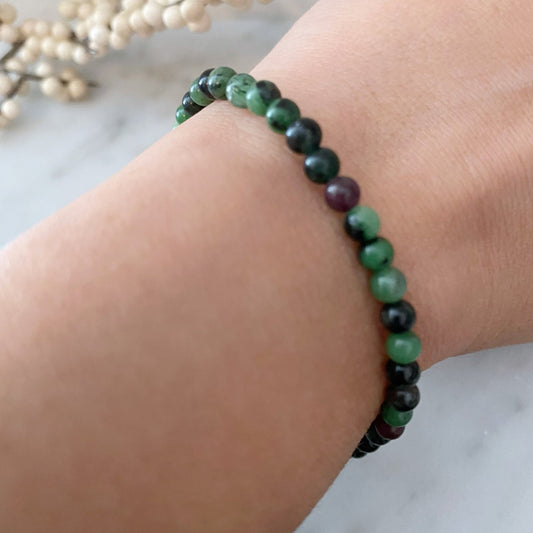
(190, 77, 213, 107)
(358, 237, 394, 271)
(381, 402, 414, 427)
(207, 66, 237, 100)
(370, 266, 407, 303)
(265, 98, 301, 133)
(352, 448, 367, 459)
(304, 148, 340, 183)
(226, 73, 256, 108)
(344, 205, 380, 243)
(175, 105, 190, 125)
(246, 80, 281, 116)
(385, 331, 422, 364)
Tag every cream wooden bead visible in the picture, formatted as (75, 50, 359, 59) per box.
(109, 31, 129, 49)
(94, 7, 114, 26)
(35, 61, 54, 78)
(75, 21, 89, 39)
(111, 13, 131, 37)
(142, 2, 164, 30)
(180, 0, 205, 23)
(41, 36, 58, 57)
(72, 45, 90, 65)
(52, 21, 71, 40)
(0, 3, 17, 24)
(56, 40, 75, 61)
(89, 24, 111, 46)
(129, 10, 153, 37)
(122, 0, 143, 10)
(58, 1, 78, 20)
(25, 36, 42, 54)
(34, 20, 51, 37)
(18, 46, 37, 63)
(20, 19, 35, 37)
(77, 2, 95, 20)
(188, 12, 211, 33)
(40, 76, 63, 97)
(1, 99, 20, 120)
(0, 73, 12, 96)
(68, 78, 88, 100)
(0, 23, 19, 43)
(162, 5, 185, 29)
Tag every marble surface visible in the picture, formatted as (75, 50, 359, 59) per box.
(2, 2, 533, 532)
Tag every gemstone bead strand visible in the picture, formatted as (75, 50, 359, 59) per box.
(173, 67, 423, 460)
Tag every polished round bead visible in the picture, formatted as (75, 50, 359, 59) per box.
(175, 105, 190, 125)
(385, 360, 421, 386)
(381, 300, 416, 333)
(370, 267, 407, 303)
(381, 403, 414, 427)
(198, 68, 214, 98)
(182, 91, 203, 116)
(386, 385, 420, 412)
(374, 414, 406, 440)
(226, 73, 255, 108)
(366, 424, 390, 446)
(265, 98, 301, 133)
(189, 77, 213, 107)
(304, 147, 340, 183)
(358, 237, 394, 271)
(324, 176, 360, 211)
(344, 205, 380, 243)
(352, 448, 367, 459)
(357, 435, 380, 453)
(385, 331, 422, 364)
(207, 66, 237, 100)
(246, 80, 281, 116)
(285, 118, 322, 154)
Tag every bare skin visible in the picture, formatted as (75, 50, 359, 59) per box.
(1, 0, 533, 531)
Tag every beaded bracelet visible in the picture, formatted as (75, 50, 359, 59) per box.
(173, 66, 422, 459)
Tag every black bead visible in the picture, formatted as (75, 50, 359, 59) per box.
(381, 300, 417, 333)
(357, 435, 380, 453)
(385, 360, 421, 386)
(285, 118, 322, 155)
(366, 424, 390, 446)
(182, 91, 203, 116)
(385, 384, 421, 412)
(304, 147, 340, 184)
(198, 68, 214, 99)
(352, 447, 367, 459)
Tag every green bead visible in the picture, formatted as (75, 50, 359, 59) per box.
(370, 266, 407, 303)
(172, 121, 178, 130)
(175, 105, 190, 125)
(344, 205, 380, 243)
(381, 403, 414, 427)
(226, 73, 256, 108)
(207, 66, 237, 100)
(358, 237, 394, 271)
(246, 80, 281, 116)
(265, 98, 301, 133)
(189, 77, 213, 107)
(385, 331, 422, 364)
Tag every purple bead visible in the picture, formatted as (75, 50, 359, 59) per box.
(324, 176, 361, 211)
(374, 414, 406, 440)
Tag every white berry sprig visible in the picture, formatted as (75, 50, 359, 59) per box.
(0, 0, 274, 130)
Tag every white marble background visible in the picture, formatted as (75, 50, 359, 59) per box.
(2, 2, 533, 532)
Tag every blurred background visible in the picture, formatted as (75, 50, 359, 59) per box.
(2, 2, 533, 532)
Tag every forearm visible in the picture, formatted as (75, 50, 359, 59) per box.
(1, 0, 533, 531)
